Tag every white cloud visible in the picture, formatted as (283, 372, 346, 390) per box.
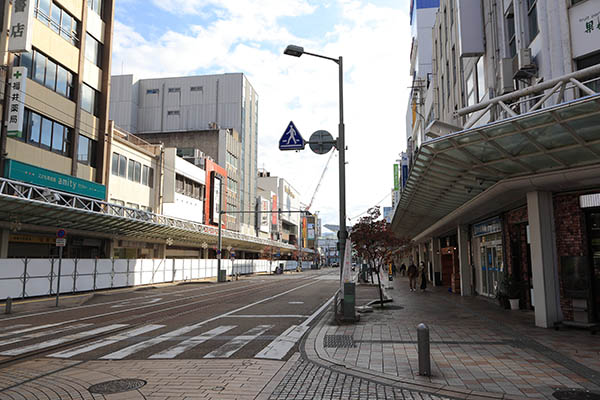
(112, 0, 412, 226)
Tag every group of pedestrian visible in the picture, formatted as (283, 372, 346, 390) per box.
(406, 260, 427, 292)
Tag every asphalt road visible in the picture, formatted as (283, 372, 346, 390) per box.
(0, 269, 339, 364)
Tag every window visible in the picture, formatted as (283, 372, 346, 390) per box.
(20, 49, 74, 100)
(168, 88, 180, 93)
(175, 174, 202, 199)
(35, 0, 79, 45)
(127, 159, 135, 181)
(505, 9, 516, 58)
(452, 46, 456, 83)
(87, 0, 103, 18)
(477, 57, 486, 102)
(20, 109, 71, 156)
(449, 0, 454, 27)
(167, 110, 180, 116)
(176, 174, 184, 193)
(111, 152, 119, 175)
(146, 89, 159, 94)
(190, 86, 203, 92)
(466, 70, 475, 106)
(142, 165, 149, 186)
(78, 135, 97, 167)
(81, 84, 100, 116)
(576, 52, 600, 94)
(446, 62, 450, 98)
(85, 34, 102, 67)
(527, 0, 539, 44)
(134, 161, 141, 182)
(148, 168, 154, 188)
(119, 154, 127, 177)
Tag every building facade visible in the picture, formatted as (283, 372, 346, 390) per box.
(394, 0, 600, 329)
(109, 73, 259, 236)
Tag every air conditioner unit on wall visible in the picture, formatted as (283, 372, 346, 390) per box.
(513, 48, 537, 80)
(500, 58, 515, 94)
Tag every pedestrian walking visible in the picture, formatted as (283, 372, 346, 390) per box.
(399, 263, 406, 276)
(407, 262, 418, 291)
(419, 261, 427, 291)
(392, 262, 397, 277)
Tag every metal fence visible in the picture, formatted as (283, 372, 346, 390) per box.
(0, 258, 302, 301)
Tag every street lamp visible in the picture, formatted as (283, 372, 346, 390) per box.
(283, 44, 347, 281)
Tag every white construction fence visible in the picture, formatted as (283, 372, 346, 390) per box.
(0, 259, 304, 301)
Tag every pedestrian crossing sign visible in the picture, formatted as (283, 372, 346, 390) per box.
(279, 121, 305, 150)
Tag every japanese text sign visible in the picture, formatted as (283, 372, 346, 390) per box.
(8, 0, 34, 53)
(7, 67, 27, 139)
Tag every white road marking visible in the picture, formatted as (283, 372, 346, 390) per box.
(101, 325, 200, 360)
(0, 324, 29, 333)
(255, 294, 334, 360)
(288, 301, 304, 304)
(149, 325, 236, 359)
(222, 315, 309, 318)
(255, 325, 309, 360)
(49, 324, 163, 358)
(0, 324, 127, 356)
(0, 323, 65, 339)
(0, 324, 92, 347)
(204, 325, 273, 359)
(111, 298, 162, 308)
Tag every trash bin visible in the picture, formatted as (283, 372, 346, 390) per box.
(218, 269, 227, 282)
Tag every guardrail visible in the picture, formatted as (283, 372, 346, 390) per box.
(0, 258, 302, 301)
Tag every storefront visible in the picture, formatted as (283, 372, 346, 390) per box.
(472, 218, 504, 298)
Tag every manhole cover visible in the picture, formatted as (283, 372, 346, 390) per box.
(88, 379, 146, 394)
(553, 389, 600, 400)
(324, 335, 355, 348)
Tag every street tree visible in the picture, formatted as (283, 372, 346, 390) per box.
(351, 206, 407, 307)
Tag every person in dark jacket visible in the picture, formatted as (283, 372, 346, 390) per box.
(407, 262, 418, 291)
(419, 261, 427, 291)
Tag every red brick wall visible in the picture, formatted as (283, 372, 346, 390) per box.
(553, 194, 587, 322)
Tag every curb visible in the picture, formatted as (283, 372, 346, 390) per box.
(301, 307, 529, 400)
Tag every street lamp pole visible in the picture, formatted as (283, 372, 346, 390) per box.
(283, 45, 347, 282)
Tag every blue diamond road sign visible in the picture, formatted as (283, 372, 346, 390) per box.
(279, 121, 305, 150)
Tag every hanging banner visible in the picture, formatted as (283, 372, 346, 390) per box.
(8, 0, 35, 53)
(7, 67, 27, 139)
(393, 164, 399, 190)
(341, 238, 353, 286)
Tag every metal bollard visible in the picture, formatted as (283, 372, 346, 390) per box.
(5, 297, 12, 314)
(417, 323, 431, 376)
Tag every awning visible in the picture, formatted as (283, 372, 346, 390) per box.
(0, 178, 296, 252)
(392, 94, 600, 239)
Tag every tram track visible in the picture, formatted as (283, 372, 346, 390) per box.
(0, 274, 319, 371)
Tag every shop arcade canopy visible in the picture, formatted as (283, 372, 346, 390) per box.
(392, 93, 600, 239)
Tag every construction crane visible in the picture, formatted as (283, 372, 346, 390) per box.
(305, 150, 336, 212)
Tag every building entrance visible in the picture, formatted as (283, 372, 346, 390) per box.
(588, 212, 600, 322)
(479, 234, 504, 297)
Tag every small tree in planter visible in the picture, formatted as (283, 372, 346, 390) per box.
(351, 207, 408, 308)
(499, 274, 523, 310)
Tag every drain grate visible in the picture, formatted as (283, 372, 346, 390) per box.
(88, 379, 147, 394)
(553, 389, 600, 400)
(324, 334, 355, 348)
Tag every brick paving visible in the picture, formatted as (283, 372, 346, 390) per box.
(309, 275, 600, 399)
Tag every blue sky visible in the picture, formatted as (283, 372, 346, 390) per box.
(112, 0, 412, 226)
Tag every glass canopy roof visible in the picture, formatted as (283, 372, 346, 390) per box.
(392, 94, 600, 239)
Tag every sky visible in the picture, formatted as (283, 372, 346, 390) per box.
(111, 0, 413, 228)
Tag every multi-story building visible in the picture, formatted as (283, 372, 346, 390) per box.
(128, 128, 241, 231)
(0, 0, 115, 257)
(109, 73, 259, 236)
(257, 169, 301, 245)
(393, 0, 600, 330)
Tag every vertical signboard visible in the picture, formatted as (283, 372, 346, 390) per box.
(401, 152, 409, 189)
(8, 0, 35, 53)
(259, 197, 270, 233)
(7, 67, 27, 138)
(211, 173, 222, 225)
(393, 164, 399, 190)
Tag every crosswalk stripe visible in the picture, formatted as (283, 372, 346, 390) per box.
(149, 325, 236, 359)
(0, 323, 65, 339)
(204, 325, 273, 359)
(255, 325, 309, 360)
(0, 324, 30, 333)
(0, 324, 127, 356)
(101, 325, 200, 360)
(49, 325, 164, 359)
(0, 324, 92, 347)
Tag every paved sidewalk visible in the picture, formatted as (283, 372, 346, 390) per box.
(302, 275, 600, 399)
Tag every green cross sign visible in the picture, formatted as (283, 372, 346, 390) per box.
(13, 71, 22, 79)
